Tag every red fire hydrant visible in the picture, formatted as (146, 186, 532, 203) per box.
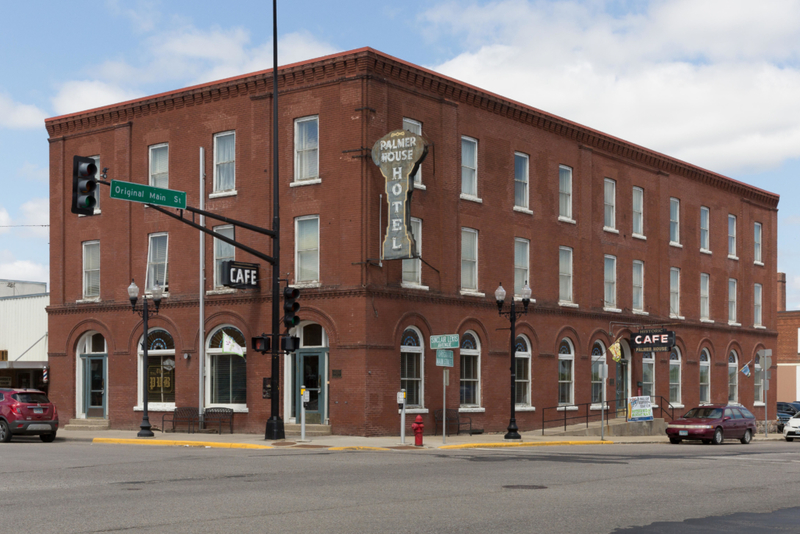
(411, 415, 424, 447)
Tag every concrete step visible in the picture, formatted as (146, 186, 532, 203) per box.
(63, 418, 110, 431)
(283, 423, 331, 437)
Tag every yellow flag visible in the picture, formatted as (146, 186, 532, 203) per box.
(608, 340, 622, 362)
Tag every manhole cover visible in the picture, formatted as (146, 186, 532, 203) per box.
(502, 485, 547, 490)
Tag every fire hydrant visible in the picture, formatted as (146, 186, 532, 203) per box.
(411, 415, 424, 447)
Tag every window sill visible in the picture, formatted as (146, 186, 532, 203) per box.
(290, 178, 321, 188)
(754, 261, 764, 267)
(460, 290, 486, 298)
(754, 325, 766, 329)
(134, 403, 176, 412)
(459, 407, 485, 413)
(728, 255, 739, 261)
(603, 226, 619, 235)
(76, 298, 100, 304)
(460, 193, 483, 204)
(669, 403, 685, 409)
(669, 241, 683, 249)
(559, 301, 578, 308)
(515, 405, 536, 412)
(398, 408, 429, 414)
(514, 296, 536, 304)
(669, 314, 685, 320)
(603, 307, 622, 313)
(590, 405, 609, 411)
(728, 321, 741, 327)
(700, 318, 715, 324)
(401, 282, 429, 291)
(413, 182, 426, 190)
(632, 309, 649, 316)
(557, 406, 578, 411)
(513, 206, 533, 215)
(754, 402, 766, 407)
(632, 233, 647, 241)
(558, 216, 576, 225)
(291, 282, 320, 289)
(209, 190, 237, 199)
(700, 249, 712, 255)
(205, 405, 250, 413)
(206, 288, 237, 296)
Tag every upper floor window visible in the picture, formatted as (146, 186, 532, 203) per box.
(604, 178, 616, 230)
(402, 218, 422, 287)
(559, 246, 573, 304)
(461, 137, 478, 198)
(700, 206, 710, 252)
(669, 198, 680, 245)
(669, 267, 680, 318)
(149, 143, 169, 189)
(514, 152, 529, 209)
(514, 238, 530, 296)
(461, 228, 479, 291)
(559, 165, 572, 220)
(213, 225, 234, 289)
(146, 233, 168, 293)
(728, 278, 738, 324)
(604, 255, 617, 309)
(754, 283, 763, 327)
(632, 260, 644, 312)
(728, 215, 737, 258)
(213, 131, 235, 192)
(294, 116, 319, 182)
(82, 241, 100, 299)
(403, 118, 422, 186)
(295, 216, 320, 284)
(754, 222, 763, 264)
(700, 273, 710, 320)
(632, 187, 644, 237)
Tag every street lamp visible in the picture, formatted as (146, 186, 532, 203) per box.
(495, 281, 531, 440)
(128, 279, 163, 438)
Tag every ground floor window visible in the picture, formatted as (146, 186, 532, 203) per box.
(642, 352, 655, 401)
(139, 329, 175, 404)
(699, 349, 710, 403)
(401, 328, 424, 407)
(207, 326, 247, 405)
(728, 351, 738, 402)
(669, 348, 681, 404)
(558, 339, 574, 405)
(460, 332, 481, 407)
(591, 341, 605, 404)
(515, 336, 531, 406)
(754, 354, 764, 404)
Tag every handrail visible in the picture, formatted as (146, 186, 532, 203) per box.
(541, 395, 676, 435)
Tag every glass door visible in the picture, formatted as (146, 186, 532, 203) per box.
(295, 352, 324, 424)
(84, 357, 106, 418)
(615, 358, 628, 414)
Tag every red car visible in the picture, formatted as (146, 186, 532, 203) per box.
(0, 388, 59, 443)
(665, 404, 756, 445)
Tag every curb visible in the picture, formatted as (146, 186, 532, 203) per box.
(328, 446, 392, 451)
(92, 438, 273, 450)
(438, 440, 614, 449)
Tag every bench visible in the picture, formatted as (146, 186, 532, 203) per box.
(162, 407, 199, 433)
(203, 407, 234, 434)
(434, 408, 483, 436)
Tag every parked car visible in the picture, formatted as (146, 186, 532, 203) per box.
(665, 404, 756, 445)
(778, 411, 793, 433)
(784, 412, 800, 441)
(0, 388, 58, 443)
(777, 402, 799, 416)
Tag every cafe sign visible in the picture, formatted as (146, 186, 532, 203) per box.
(221, 261, 259, 289)
(371, 129, 428, 260)
(630, 328, 675, 353)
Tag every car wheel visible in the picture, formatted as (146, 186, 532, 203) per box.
(740, 429, 752, 445)
(712, 427, 724, 445)
(40, 432, 56, 443)
(786, 437, 794, 442)
(0, 420, 11, 443)
(669, 437, 682, 444)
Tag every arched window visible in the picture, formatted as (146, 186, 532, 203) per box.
(558, 338, 574, 405)
(728, 351, 738, 402)
(754, 354, 764, 404)
(515, 335, 531, 406)
(642, 352, 655, 401)
(591, 341, 606, 405)
(401, 328, 424, 408)
(138, 329, 175, 407)
(669, 347, 681, 404)
(207, 326, 247, 406)
(460, 332, 481, 407)
(699, 349, 711, 404)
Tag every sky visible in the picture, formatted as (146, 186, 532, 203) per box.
(2, 0, 800, 305)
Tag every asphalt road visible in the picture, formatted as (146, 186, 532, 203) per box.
(2, 438, 799, 533)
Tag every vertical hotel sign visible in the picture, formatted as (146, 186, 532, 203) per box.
(372, 130, 428, 260)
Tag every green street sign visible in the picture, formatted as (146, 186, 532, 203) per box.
(430, 334, 459, 350)
(436, 350, 454, 367)
(110, 180, 187, 210)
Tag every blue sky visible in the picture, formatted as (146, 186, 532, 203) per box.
(3, 0, 800, 305)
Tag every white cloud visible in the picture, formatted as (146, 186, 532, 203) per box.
(51, 80, 142, 116)
(0, 256, 48, 285)
(0, 207, 10, 235)
(19, 162, 48, 183)
(18, 199, 49, 240)
(0, 93, 48, 129)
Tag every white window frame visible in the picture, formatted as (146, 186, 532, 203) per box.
(754, 283, 763, 327)
(514, 238, 530, 297)
(402, 218, 424, 289)
(459, 331, 482, 410)
(514, 152, 529, 211)
(213, 225, 235, 289)
(558, 165, 573, 222)
(591, 341, 606, 407)
(603, 178, 616, 231)
(213, 131, 236, 194)
(700, 206, 710, 253)
(136, 328, 176, 412)
(558, 338, 575, 405)
(460, 136, 479, 200)
(400, 327, 425, 409)
(515, 335, 532, 409)
(632, 186, 644, 238)
(148, 143, 169, 189)
(754, 355, 764, 405)
(461, 228, 479, 293)
(699, 349, 711, 404)
(146, 232, 169, 294)
(82, 240, 100, 300)
(700, 273, 711, 321)
(669, 198, 680, 246)
(295, 215, 320, 285)
(669, 267, 681, 318)
(632, 260, 644, 313)
(669, 348, 682, 406)
(728, 351, 738, 403)
(728, 278, 738, 325)
(403, 118, 423, 188)
(559, 246, 574, 305)
(294, 115, 320, 184)
(604, 255, 617, 310)
(205, 325, 248, 411)
(754, 222, 763, 264)
(642, 352, 655, 402)
(728, 214, 737, 259)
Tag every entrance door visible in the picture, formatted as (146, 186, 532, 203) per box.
(84, 357, 106, 418)
(616, 358, 628, 414)
(295, 352, 325, 424)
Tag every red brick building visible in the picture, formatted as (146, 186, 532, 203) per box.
(46, 48, 778, 436)
(776, 273, 800, 401)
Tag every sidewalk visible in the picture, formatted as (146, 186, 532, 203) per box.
(56, 427, 785, 451)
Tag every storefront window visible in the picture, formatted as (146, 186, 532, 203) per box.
(207, 326, 247, 405)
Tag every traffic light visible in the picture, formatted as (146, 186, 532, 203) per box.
(251, 334, 271, 354)
(283, 287, 300, 329)
(281, 336, 300, 353)
(72, 156, 98, 215)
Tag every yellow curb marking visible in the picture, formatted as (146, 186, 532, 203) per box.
(93, 438, 272, 450)
(328, 446, 391, 451)
(439, 440, 614, 450)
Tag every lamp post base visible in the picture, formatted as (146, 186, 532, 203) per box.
(138, 418, 154, 438)
(504, 419, 521, 441)
(265, 416, 285, 441)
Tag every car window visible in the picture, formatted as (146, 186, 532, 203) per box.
(724, 408, 734, 418)
(732, 409, 744, 419)
(684, 408, 722, 419)
(12, 393, 50, 404)
(740, 407, 755, 419)
(0, 393, 3, 401)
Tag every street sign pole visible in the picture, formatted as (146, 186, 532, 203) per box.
(443, 368, 449, 445)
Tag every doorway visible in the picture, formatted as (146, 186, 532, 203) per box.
(294, 351, 325, 424)
(616, 358, 629, 413)
(84, 356, 106, 418)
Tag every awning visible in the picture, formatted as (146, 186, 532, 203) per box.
(0, 361, 48, 370)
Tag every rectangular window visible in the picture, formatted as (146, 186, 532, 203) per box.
(403, 118, 422, 185)
(210, 354, 246, 404)
(295, 116, 319, 182)
(146, 233, 168, 292)
(213, 225, 234, 289)
(728, 278, 738, 323)
(604, 255, 616, 308)
(700, 273, 710, 320)
(514, 152, 529, 209)
(754, 283, 763, 326)
(700, 358, 710, 404)
(148, 354, 175, 404)
(82, 241, 100, 299)
(149, 143, 169, 189)
(632, 260, 644, 312)
(591, 350, 604, 405)
(632, 187, 644, 236)
(700, 206, 710, 251)
(669, 267, 680, 317)
(401, 350, 422, 407)
(515, 351, 530, 406)
(669, 356, 681, 404)
(213, 131, 235, 192)
(642, 353, 655, 401)
(295, 216, 320, 283)
(754, 222, 762, 263)
(728, 214, 737, 257)
(559, 165, 572, 219)
(460, 348, 480, 406)
(604, 178, 616, 229)
(669, 198, 680, 244)
(402, 218, 422, 286)
(754, 362, 764, 404)
(558, 350, 573, 405)
(461, 137, 478, 197)
(559, 246, 573, 303)
(461, 228, 478, 291)
(514, 238, 530, 296)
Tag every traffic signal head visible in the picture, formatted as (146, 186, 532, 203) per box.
(283, 287, 300, 329)
(72, 156, 98, 215)
(251, 334, 271, 354)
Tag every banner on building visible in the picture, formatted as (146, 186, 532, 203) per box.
(371, 129, 428, 260)
(627, 396, 654, 422)
(630, 328, 675, 353)
(222, 332, 244, 357)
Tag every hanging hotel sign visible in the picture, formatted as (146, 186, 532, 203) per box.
(221, 261, 259, 289)
(372, 129, 428, 260)
(630, 328, 675, 353)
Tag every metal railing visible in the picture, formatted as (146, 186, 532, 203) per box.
(541, 395, 676, 435)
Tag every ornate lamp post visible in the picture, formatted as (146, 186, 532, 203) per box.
(494, 282, 531, 440)
(128, 279, 163, 438)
